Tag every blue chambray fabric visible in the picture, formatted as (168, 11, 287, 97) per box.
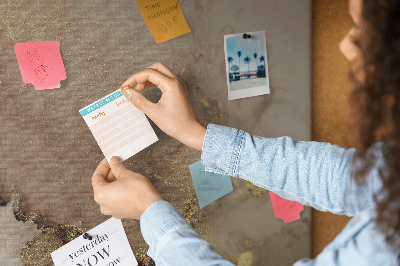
(140, 124, 399, 265)
(140, 200, 235, 266)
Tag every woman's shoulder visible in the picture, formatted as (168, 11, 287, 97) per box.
(324, 209, 399, 265)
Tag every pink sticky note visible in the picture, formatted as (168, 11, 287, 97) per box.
(14, 41, 67, 90)
(269, 191, 304, 223)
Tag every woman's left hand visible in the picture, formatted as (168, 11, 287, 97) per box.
(91, 157, 164, 220)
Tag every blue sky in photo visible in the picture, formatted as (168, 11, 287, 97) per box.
(226, 32, 266, 73)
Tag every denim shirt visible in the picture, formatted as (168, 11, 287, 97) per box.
(140, 124, 399, 265)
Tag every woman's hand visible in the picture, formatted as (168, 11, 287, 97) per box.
(91, 157, 164, 220)
(120, 61, 206, 151)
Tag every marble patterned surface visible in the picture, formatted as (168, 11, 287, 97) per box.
(0, 0, 311, 265)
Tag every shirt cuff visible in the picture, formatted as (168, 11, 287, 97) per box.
(140, 200, 191, 258)
(201, 123, 244, 176)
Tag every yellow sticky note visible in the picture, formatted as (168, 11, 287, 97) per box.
(137, 0, 191, 44)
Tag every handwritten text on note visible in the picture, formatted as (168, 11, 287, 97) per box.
(269, 191, 304, 223)
(137, 0, 191, 44)
(14, 41, 67, 90)
(189, 161, 233, 208)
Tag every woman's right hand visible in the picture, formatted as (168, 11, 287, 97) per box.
(120, 61, 207, 151)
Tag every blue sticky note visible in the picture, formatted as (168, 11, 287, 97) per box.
(189, 160, 233, 208)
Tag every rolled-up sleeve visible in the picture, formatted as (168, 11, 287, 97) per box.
(201, 124, 382, 216)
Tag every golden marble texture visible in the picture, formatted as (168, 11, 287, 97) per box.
(21, 225, 83, 265)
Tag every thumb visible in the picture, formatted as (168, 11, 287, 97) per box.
(123, 89, 155, 115)
(109, 156, 128, 179)
(92, 158, 111, 189)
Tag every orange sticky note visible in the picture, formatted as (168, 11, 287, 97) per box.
(14, 41, 67, 90)
(137, 0, 191, 44)
(269, 191, 304, 223)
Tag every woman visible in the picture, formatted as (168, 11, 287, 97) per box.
(91, 0, 400, 264)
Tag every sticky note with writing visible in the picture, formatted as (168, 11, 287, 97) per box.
(79, 90, 158, 162)
(51, 218, 137, 266)
(269, 191, 304, 223)
(137, 0, 191, 44)
(189, 161, 233, 208)
(14, 41, 67, 90)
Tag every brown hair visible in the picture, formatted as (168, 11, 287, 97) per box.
(350, 0, 400, 252)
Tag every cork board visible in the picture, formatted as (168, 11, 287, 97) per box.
(312, 0, 353, 257)
(0, 0, 311, 265)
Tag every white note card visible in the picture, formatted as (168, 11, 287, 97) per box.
(79, 89, 158, 162)
(51, 218, 137, 266)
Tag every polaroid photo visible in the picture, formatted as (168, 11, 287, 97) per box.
(224, 31, 270, 100)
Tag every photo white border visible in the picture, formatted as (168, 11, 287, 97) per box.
(224, 31, 270, 100)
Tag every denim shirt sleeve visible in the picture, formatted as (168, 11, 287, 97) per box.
(293, 209, 399, 266)
(201, 124, 382, 216)
(140, 200, 235, 266)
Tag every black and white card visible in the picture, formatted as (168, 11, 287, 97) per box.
(51, 218, 137, 266)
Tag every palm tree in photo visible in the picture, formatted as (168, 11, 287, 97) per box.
(227, 56, 234, 73)
(231, 64, 239, 72)
(237, 51, 242, 77)
(260, 55, 266, 72)
(244, 56, 251, 78)
(253, 53, 258, 74)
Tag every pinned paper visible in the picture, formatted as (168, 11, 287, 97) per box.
(137, 0, 191, 44)
(189, 161, 233, 208)
(14, 41, 67, 90)
(269, 191, 304, 223)
(51, 218, 137, 266)
(80, 90, 158, 162)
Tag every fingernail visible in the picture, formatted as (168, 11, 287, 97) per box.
(120, 85, 130, 92)
(125, 89, 133, 100)
(110, 156, 122, 165)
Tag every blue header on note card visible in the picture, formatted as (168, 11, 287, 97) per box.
(80, 91, 123, 116)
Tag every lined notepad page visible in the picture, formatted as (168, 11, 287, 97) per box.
(80, 90, 158, 162)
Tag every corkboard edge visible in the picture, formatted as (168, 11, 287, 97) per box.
(312, 0, 353, 258)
